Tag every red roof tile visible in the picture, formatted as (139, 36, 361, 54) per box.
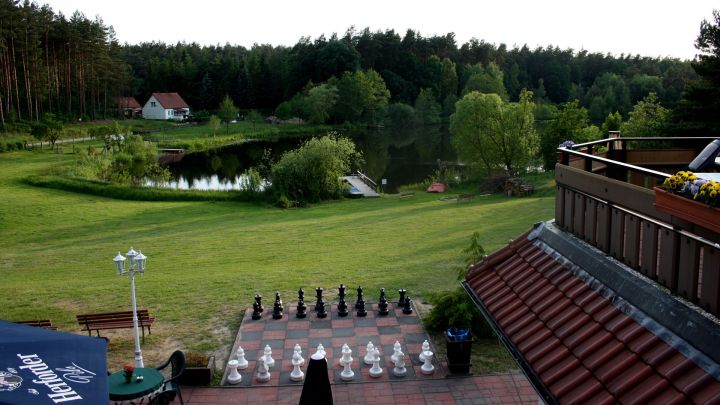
(151, 92, 189, 109)
(117, 96, 141, 109)
(465, 225, 720, 404)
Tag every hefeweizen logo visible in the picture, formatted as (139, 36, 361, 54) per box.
(0, 370, 23, 392)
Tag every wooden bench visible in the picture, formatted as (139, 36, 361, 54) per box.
(399, 192, 415, 199)
(77, 310, 155, 342)
(15, 319, 58, 330)
(457, 193, 475, 203)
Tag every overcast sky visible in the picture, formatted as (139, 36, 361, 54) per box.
(43, 0, 717, 61)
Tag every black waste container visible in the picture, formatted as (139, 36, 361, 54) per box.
(445, 327, 473, 374)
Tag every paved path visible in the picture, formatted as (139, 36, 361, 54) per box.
(182, 373, 536, 404)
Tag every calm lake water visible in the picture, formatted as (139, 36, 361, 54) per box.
(150, 126, 456, 194)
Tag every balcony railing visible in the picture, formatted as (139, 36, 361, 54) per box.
(555, 135, 720, 316)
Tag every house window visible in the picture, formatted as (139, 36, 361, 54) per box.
(151, 101, 156, 107)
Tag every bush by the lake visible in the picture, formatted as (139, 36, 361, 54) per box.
(270, 134, 362, 205)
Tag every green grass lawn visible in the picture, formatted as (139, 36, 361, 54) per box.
(0, 150, 555, 371)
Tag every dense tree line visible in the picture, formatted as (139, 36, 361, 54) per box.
(0, 0, 705, 130)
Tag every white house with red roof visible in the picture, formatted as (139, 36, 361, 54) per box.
(142, 92, 190, 121)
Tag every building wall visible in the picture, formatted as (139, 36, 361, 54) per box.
(142, 96, 167, 120)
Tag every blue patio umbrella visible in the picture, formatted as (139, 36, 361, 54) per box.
(0, 321, 108, 405)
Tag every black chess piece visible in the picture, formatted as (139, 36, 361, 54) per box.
(272, 291, 283, 319)
(356, 295, 367, 317)
(251, 301, 262, 320)
(338, 284, 346, 300)
(397, 289, 407, 306)
(255, 293, 264, 312)
(378, 288, 389, 316)
(355, 286, 364, 309)
(296, 288, 307, 319)
(402, 296, 413, 315)
(317, 297, 328, 318)
(315, 287, 323, 311)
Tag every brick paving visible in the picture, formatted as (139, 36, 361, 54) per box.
(180, 297, 537, 404)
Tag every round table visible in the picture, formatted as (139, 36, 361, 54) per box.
(108, 367, 164, 404)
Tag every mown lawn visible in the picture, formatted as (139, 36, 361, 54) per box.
(0, 150, 555, 371)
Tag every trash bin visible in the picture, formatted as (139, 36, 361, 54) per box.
(446, 327, 472, 374)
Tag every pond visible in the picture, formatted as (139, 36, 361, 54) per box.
(149, 126, 456, 194)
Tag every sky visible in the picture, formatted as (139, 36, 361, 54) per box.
(43, 0, 717, 61)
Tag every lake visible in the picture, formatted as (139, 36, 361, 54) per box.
(149, 126, 456, 194)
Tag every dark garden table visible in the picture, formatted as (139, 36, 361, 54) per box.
(108, 367, 163, 404)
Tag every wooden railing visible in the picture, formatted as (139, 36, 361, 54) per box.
(555, 136, 720, 316)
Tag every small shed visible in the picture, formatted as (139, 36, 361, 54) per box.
(117, 97, 142, 118)
(142, 92, 190, 121)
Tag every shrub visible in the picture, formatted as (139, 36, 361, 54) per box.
(424, 287, 493, 339)
(270, 134, 362, 204)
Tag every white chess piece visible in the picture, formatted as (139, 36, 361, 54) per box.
(392, 351, 407, 377)
(391, 340, 401, 363)
(421, 350, 435, 375)
(419, 340, 430, 362)
(364, 341, 375, 365)
(256, 357, 271, 382)
(236, 346, 248, 370)
(340, 344, 354, 381)
(290, 352, 305, 382)
(316, 343, 326, 358)
(293, 344, 305, 366)
(369, 347, 383, 377)
(226, 359, 242, 384)
(263, 344, 275, 368)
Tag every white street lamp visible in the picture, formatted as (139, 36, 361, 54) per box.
(113, 247, 147, 368)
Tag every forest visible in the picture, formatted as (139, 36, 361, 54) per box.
(0, 0, 706, 131)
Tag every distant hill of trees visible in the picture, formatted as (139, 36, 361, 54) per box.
(0, 1, 707, 129)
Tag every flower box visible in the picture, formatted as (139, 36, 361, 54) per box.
(178, 354, 215, 386)
(654, 187, 720, 233)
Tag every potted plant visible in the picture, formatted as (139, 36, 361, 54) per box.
(178, 351, 215, 386)
(655, 171, 720, 233)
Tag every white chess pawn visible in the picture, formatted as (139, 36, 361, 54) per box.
(263, 344, 275, 368)
(369, 347, 383, 377)
(392, 351, 407, 377)
(256, 357, 271, 382)
(226, 359, 242, 384)
(290, 352, 305, 382)
(419, 340, 430, 361)
(391, 341, 402, 363)
(316, 343, 326, 358)
(421, 350, 435, 375)
(364, 341, 376, 365)
(236, 346, 248, 370)
(340, 344, 354, 381)
(293, 344, 305, 366)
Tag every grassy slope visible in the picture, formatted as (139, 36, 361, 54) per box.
(0, 150, 555, 369)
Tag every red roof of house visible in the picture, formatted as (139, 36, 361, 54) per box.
(117, 96, 141, 109)
(151, 92, 189, 109)
(465, 223, 720, 404)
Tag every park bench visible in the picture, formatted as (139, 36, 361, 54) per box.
(457, 193, 475, 203)
(14, 319, 58, 330)
(399, 192, 415, 199)
(76, 310, 155, 342)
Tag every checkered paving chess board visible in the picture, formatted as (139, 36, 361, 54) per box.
(224, 302, 443, 386)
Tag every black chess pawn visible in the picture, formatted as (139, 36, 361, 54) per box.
(317, 297, 328, 318)
(355, 286, 364, 309)
(296, 288, 307, 319)
(378, 288, 389, 316)
(315, 287, 324, 311)
(402, 296, 413, 314)
(397, 289, 407, 306)
(251, 301, 262, 320)
(272, 291, 283, 319)
(255, 293, 264, 312)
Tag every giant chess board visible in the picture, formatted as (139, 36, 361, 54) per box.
(224, 301, 443, 386)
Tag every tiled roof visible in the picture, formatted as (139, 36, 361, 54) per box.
(117, 96, 141, 109)
(464, 222, 720, 404)
(151, 92, 189, 109)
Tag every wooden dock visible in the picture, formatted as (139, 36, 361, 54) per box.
(341, 175, 380, 197)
